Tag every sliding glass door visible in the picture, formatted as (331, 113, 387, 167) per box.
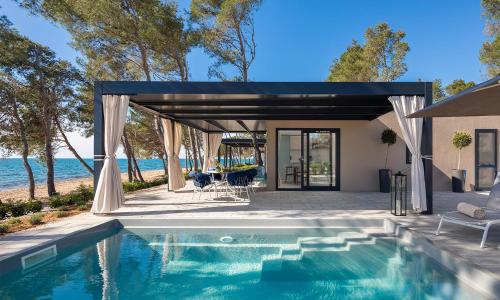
(277, 129, 339, 190)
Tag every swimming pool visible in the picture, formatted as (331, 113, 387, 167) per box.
(0, 225, 490, 299)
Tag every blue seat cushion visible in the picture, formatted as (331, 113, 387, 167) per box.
(193, 173, 211, 188)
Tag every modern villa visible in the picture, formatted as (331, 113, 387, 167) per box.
(1, 77, 500, 299)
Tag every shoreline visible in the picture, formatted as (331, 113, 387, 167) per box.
(0, 170, 165, 201)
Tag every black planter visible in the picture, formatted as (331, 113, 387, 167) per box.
(451, 169, 466, 193)
(379, 169, 392, 193)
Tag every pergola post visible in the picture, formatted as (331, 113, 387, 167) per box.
(224, 144, 228, 168)
(93, 83, 104, 192)
(422, 82, 433, 214)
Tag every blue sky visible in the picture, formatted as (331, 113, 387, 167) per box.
(0, 0, 489, 158)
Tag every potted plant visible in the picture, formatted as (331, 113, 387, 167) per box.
(380, 129, 397, 193)
(451, 130, 472, 192)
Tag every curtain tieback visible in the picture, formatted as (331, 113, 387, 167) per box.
(104, 154, 117, 159)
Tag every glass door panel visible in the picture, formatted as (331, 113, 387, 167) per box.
(277, 130, 302, 189)
(301, 129, 339, 190)
(306, 132, 332, 187)
(475, 129, 497, 190)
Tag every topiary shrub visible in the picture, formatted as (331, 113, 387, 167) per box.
(452, 130, 472, 169)
(26, 200, 43, 213)
(381, 129, 397, 169)
(8, 202, 27, 217)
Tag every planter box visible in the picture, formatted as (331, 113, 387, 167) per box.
(379, 169, 392, 193)
(451, 169, 466, 193)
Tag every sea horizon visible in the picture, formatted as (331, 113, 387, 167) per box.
(0, 158, 169, 190)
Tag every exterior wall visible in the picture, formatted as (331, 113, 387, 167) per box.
(266, 111, 409, 191)
(433, 116, 500, 191)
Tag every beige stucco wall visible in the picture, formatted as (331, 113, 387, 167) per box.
(433, 116, 500, 191)
(265, 111, 409, 191)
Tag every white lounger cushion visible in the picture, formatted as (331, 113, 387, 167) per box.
(443, 209, 500, 225)
(457, 202, 486, 219)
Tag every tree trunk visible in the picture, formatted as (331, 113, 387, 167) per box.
(121, 136, 134, 182)
(188, 128, 198, 170)
(8, 93, 35, 199)
(195, 131, 204, 168)
(155, 117, 168, 175)
(54, 117, 94, 175)
(44, 121, 56, 196)
(123, 128, 144, 182)
(131, 147, 144, 182)
(41, 101, 56, 196)
(251, 133, 263, 166)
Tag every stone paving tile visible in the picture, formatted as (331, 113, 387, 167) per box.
(1, 183, 498, 277)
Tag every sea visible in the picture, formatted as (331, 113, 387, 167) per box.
(0, 158, 174, 190)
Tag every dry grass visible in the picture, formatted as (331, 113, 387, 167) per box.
(0, 208, 84, 235)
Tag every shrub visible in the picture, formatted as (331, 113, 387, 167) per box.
(0, 224, 9, 234)
(48, 195, 67, 209)
(8, 202, 27, 217)
(0, 202, 7, 219)
(7, 217, 21, 225)
(26, 200, 43, 213)
(452, 130, 472, 169)
(48, 185, 94, 209)
(77, 204, 88, 211)
(55, 211, 69, 218)
(29, 213, 45, 225)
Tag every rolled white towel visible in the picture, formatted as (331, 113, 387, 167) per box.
(457, 202, 486, 219)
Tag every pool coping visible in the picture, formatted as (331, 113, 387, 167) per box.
(0, 217, 499, 299)
(385, 219, 500, 299)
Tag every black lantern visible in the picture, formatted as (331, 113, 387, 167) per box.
(391, 171, 407, 216)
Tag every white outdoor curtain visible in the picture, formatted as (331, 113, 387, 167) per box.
(161, 119, 186, 190)
(202, 132, 223, 172)
(91, 95, 129, 214)
(389, 95, 427, 211)
(97, 234, 121, 299)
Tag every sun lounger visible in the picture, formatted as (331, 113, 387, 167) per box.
(436, 182, 500, 248)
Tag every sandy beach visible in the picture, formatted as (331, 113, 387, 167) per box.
(0, 170, 165, 201)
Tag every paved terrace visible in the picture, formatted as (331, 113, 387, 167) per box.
(1, 183, 499, 278)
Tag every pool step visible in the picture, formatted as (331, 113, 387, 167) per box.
(260, 232, 376, 273)
(261, 238, 400, 282)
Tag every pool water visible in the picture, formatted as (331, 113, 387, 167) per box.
(0, 228, 488, 300)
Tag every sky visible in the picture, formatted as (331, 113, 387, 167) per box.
(0, 0, 489, 158)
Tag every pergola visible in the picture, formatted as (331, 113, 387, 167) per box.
(218, 138, 266, 168)
(92, 81, 434, 214)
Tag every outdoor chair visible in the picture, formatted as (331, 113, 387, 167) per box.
(192, 173, 214, 200)
(245, 168, 258, 194)
(226, 170, 251, 200)
(436, 182, 500, 248)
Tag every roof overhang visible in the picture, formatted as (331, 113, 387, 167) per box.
(409, 75, 500, 118)
(96, 81, 430, 133)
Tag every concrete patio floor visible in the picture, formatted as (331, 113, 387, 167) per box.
(2, 183, 500, 284)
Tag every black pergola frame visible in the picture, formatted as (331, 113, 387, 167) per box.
(93, 81, 434, 213)
(218, 138, 266, 169)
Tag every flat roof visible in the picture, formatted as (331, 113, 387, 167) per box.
(96, 81, 431, 133)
